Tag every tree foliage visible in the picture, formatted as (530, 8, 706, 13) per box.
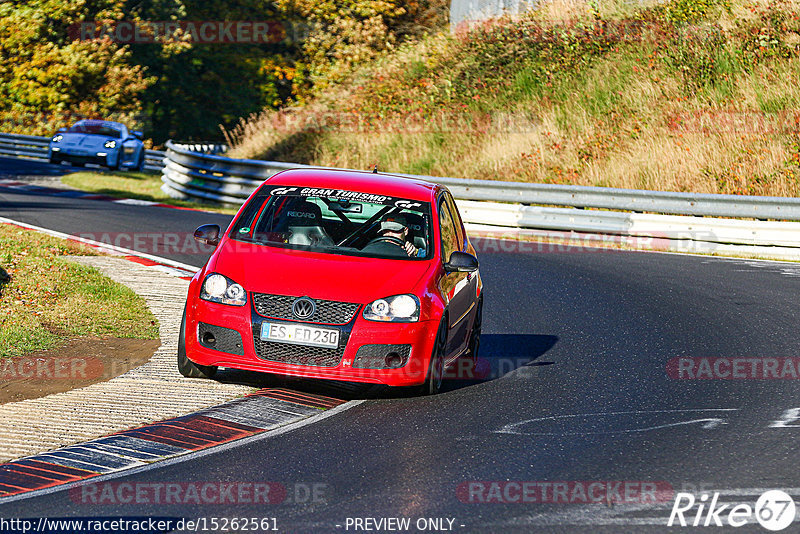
(276, 0, 447, 88)
(0, 0, 151, 135)
(0, 0, 447, 142)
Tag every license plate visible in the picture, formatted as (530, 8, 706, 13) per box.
(260, 322, 339, 349)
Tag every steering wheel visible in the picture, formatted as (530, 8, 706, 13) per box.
(365, 235, 406, 249)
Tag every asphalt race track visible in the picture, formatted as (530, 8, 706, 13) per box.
(1, 158, 800, 532)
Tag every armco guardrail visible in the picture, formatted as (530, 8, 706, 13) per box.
(162, 140, 800, 221)
(0, 132, 167, 173)
(160, 140, 800, 259)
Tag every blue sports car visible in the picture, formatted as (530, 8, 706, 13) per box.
(48, 120, 145, 171)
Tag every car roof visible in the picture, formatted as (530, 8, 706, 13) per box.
(266, 168, 440, 202)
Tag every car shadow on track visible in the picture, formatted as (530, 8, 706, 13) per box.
(0, 156, 78, 177)
(210, 334, 558, 401)
(440, 333, 558, 393)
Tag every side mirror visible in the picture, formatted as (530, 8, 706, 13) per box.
(194, 224, 221, 246)
(444, 251, 478, 273)
(132, 130, 143, 140)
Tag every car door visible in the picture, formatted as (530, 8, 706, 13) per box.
(437, 194, 471, 358)
(444, 191, 480, 320)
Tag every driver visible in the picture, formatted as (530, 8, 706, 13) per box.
(361, 213, 419, 257)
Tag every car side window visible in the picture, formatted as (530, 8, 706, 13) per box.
(444, 192, 466, 250)
(438, 197, 459, 263)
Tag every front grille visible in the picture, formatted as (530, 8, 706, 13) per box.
(353, 344, 412, 369)
(252, 336, 345, 367)
(252, 293, 360, 324)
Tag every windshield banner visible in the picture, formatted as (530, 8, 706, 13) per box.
(265, 186, 424, 210)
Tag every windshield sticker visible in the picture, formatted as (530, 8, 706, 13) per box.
(266, 186, 422, 209)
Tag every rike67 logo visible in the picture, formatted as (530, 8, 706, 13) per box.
(668, 490, 796, 531)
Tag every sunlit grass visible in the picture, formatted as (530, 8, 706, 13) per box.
(0, 225, 159, 358)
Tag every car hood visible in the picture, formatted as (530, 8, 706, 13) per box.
(211, 239, 434, 303)
(57, 133, 117, 149)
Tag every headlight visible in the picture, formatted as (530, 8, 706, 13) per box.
(104, 140, 116, 149)
(52, 135, 63, 142)
(200, 273, 247, 306)
(363, 294, 420, 322)
(123, 145, 135, 155)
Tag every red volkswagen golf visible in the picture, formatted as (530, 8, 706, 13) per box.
(179, 168, 482, 394)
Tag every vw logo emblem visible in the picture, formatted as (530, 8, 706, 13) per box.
(292, 297, 315, 320)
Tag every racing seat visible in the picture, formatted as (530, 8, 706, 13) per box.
(403, 212, 428, 252)
(285, 200, 335, 247)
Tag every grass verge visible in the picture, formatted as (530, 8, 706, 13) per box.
(61, 171, 241, 215)
(0, 224, 160, 358)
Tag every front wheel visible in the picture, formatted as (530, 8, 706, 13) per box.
(177, 308, 217, 379)
(421, 318, 447, 395)
(135, 151, 145, 171)
(107, 152, 120, 171)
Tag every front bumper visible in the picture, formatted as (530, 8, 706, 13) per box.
(50, 147, 117, 167)
(185, 299, 438, 387)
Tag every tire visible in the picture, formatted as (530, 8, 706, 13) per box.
(108, 152, 120, 171)
(177, 308, 217, 379)
(421, 318, 447, 395)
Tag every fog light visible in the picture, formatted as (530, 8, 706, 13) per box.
(385, 352, 403, 368)
(202, 332, 217, 346)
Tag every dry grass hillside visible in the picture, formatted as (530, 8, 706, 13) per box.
(224, 0, 800, 196)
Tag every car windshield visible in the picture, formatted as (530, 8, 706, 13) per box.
(231, 185, 433, 260)
(68, 122, 122, 138)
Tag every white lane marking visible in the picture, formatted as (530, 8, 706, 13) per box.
(149, 264, 195, 277)
(0, 215, 200, 273)
(771, 407, 800, 428)
(495, 409, 739, 436)
(0, 400, 364, 504)
(705, 256, 800, 277)
(113, 198, 159, 206)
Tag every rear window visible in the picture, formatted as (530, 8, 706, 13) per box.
(230, 186, 433, 260)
